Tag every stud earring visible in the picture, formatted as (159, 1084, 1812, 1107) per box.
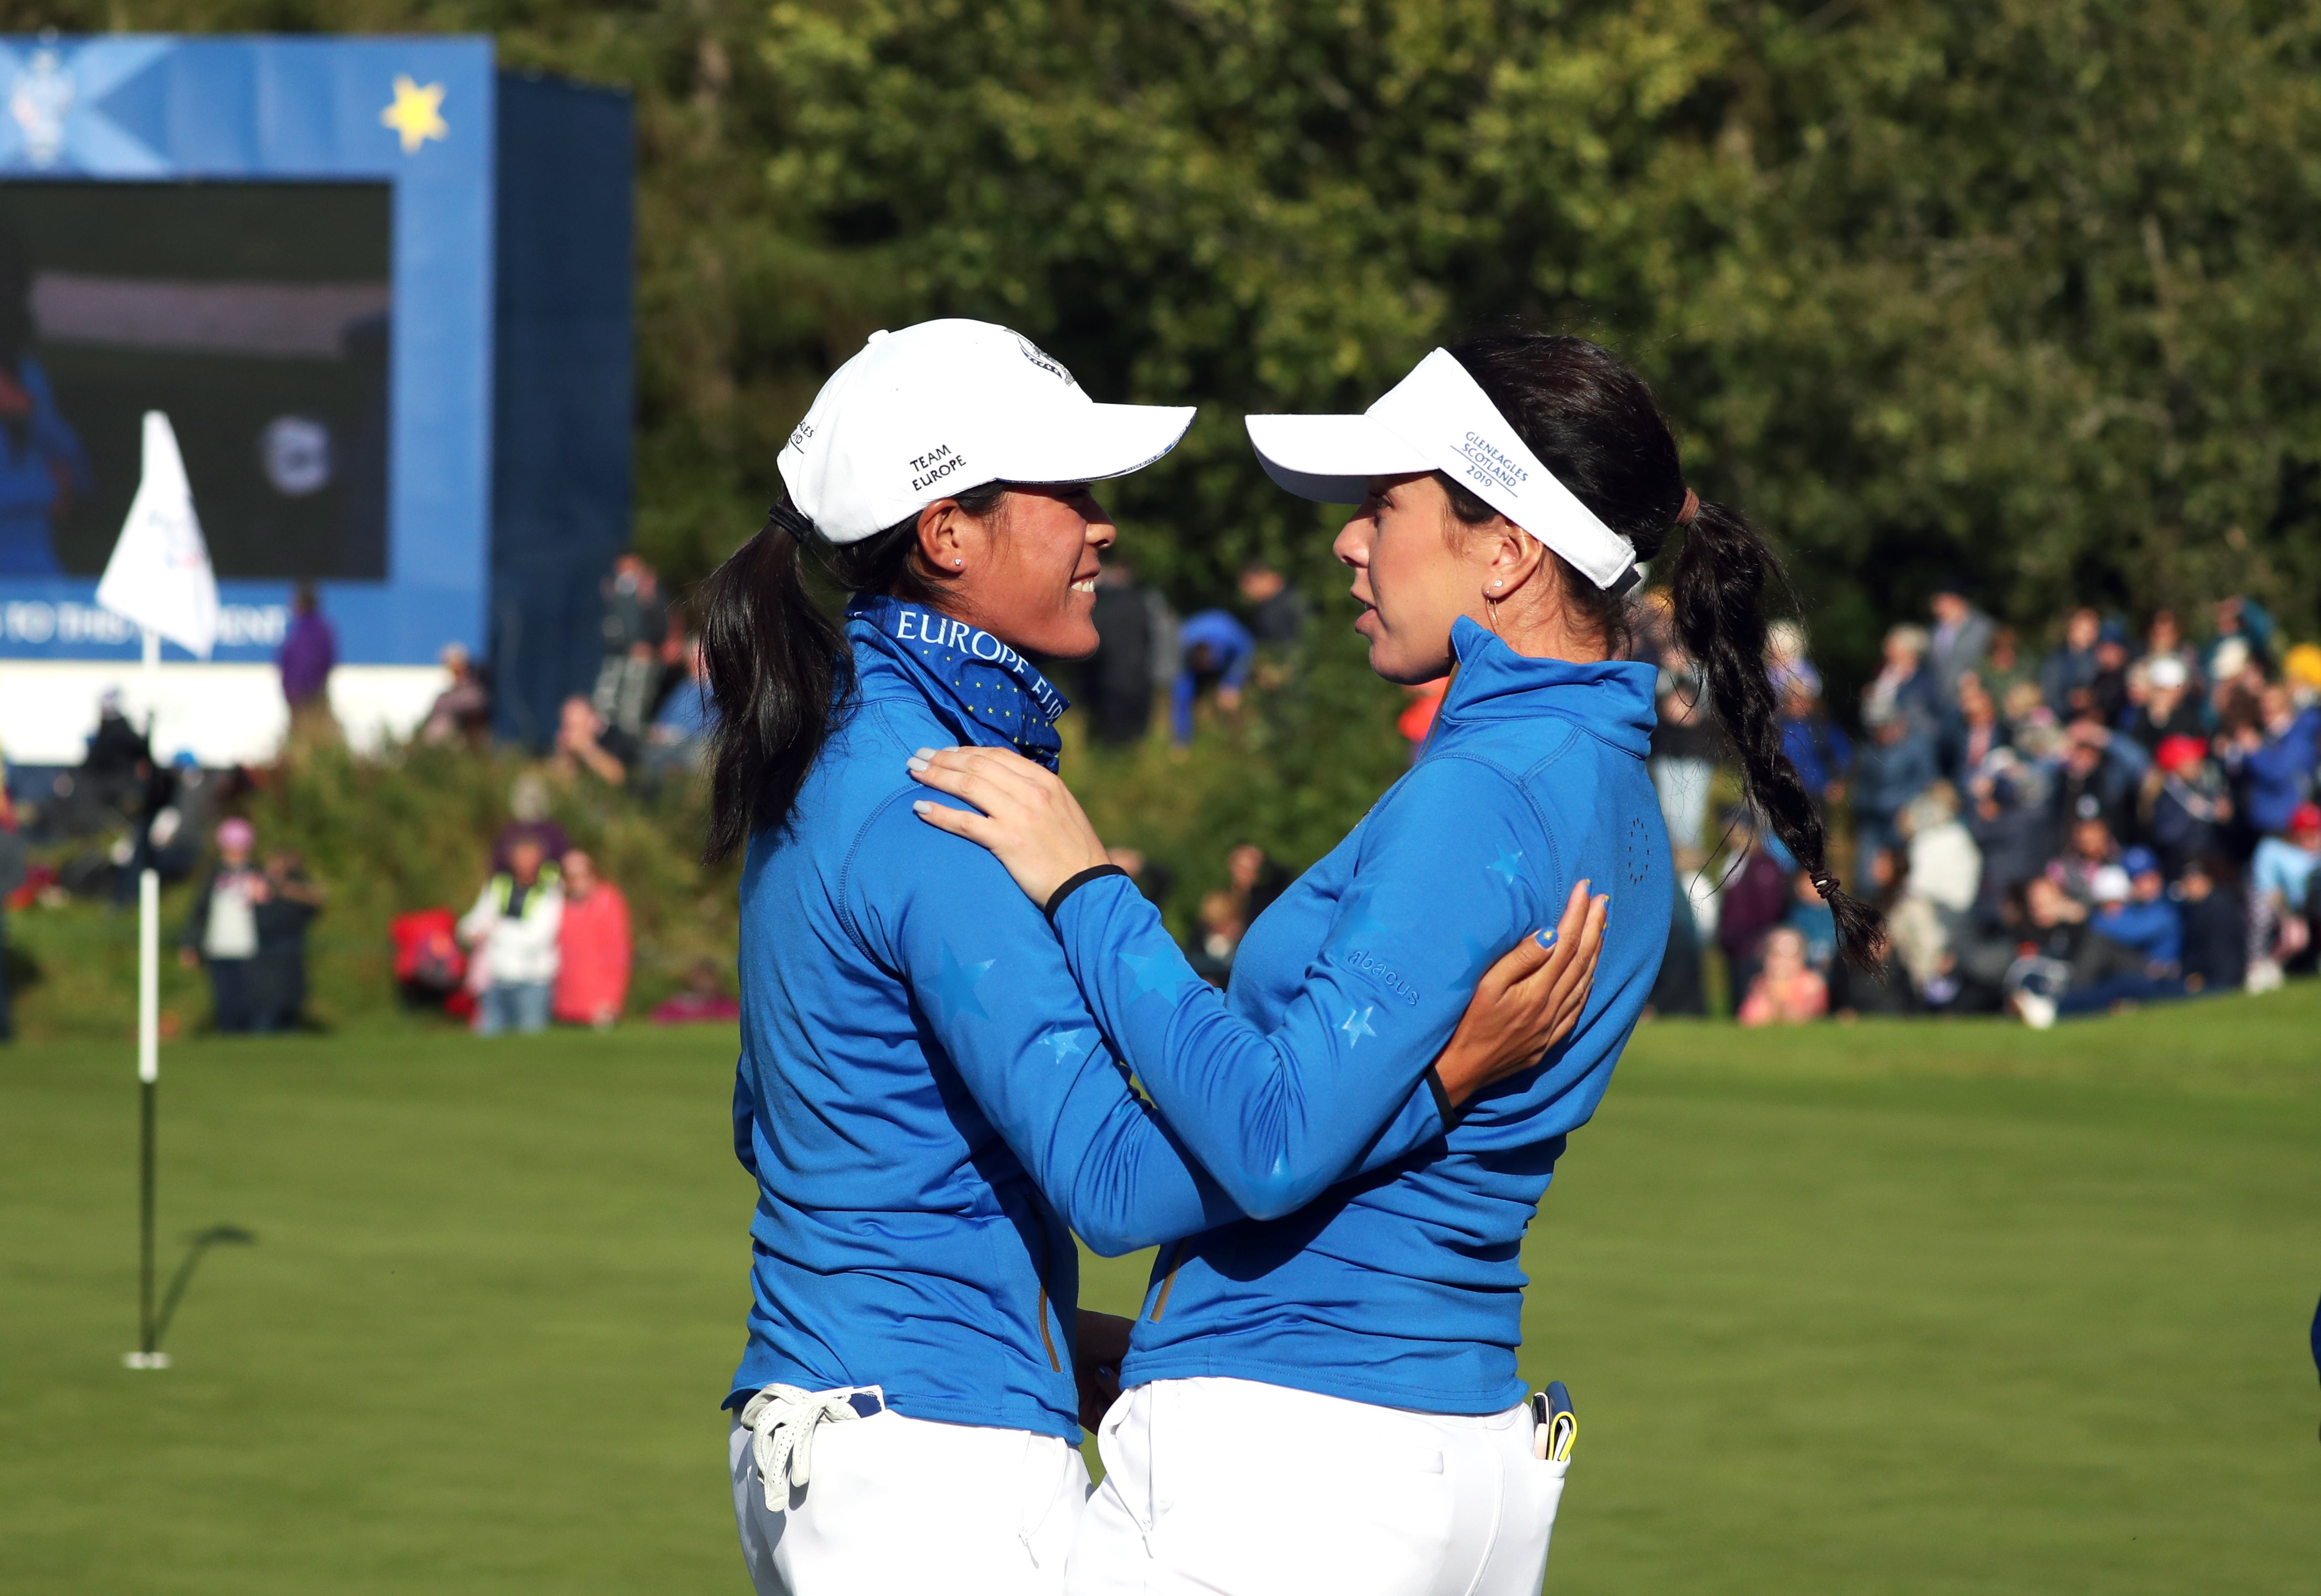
(954, 559, 964, 568)
(1491, 579, 1504, 588)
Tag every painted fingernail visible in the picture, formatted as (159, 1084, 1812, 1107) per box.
(914, 747, 937, 759)
(911, 800, 931, 814)
(907, 756, 929, 772)
(1535, 928, 1558, 949)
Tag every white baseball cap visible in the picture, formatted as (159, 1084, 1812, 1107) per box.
(778, 319, 1197, 544)
(1244, 347, 1639, 592)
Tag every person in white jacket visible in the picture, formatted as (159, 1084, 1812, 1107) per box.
(1889, 782, 1983, 992)
(458, 838, 563, 1035)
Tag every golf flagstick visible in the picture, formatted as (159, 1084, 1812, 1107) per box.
(134, 628, 162, 1368)
(94, 414, 219, 1372)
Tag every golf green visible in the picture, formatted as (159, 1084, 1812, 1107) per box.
(4, 992, 2316, 1593)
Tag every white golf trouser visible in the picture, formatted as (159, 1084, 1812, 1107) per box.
(728, 1385, 1089, 1596)
(1069, 1377, 1569, 1596)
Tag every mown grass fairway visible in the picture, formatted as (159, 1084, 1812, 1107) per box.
(4, 994, 2317, 1593)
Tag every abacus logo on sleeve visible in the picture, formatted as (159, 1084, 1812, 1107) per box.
(1344, 949, 1422, 1007)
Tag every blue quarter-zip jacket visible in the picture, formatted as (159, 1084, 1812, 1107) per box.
(727, 612, 1444, 1440)
(1052, 618, 1671, 1415)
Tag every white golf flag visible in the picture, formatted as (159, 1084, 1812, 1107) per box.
(97, 412, 218, 660)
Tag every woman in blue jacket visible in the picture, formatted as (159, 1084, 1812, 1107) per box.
(694, 319, 1603, 1596)
(913, 332, 1883, 1596)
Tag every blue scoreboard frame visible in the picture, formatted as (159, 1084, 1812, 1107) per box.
(0, 35, 628, 715)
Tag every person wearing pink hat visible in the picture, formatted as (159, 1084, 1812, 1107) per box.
(178, 818, 264, 1032)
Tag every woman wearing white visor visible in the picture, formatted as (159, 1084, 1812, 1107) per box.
(911, 332, 1883, 1595)
(694, 320, 1605, 1596)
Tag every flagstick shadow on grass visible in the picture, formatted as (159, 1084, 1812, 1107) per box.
(122, 1226, 254, 1370)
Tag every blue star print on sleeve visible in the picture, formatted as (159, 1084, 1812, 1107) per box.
(1050, 755, 1555, 1220)
(924, 944, 996, 1023)
(844, 795, 1245, 1256)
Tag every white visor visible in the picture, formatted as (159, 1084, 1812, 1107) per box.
(780, 319, 1196, 544)
(1244, 347, 1639, 592)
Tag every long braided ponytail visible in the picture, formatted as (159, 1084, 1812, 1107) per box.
(1443, 332, 1884, 968)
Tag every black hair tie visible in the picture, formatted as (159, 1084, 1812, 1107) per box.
(766, 501, 822, 542)
(1811, 871, 1841, 900)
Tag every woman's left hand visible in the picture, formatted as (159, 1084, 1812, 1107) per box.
(908, 746, 1110, 906)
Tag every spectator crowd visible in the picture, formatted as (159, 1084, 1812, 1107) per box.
(1644, 586, 2321, 1027)
(13, 528, 2317, 1045)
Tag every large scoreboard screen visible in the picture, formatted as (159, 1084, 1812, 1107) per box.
(0, 181, 393, 580)
(0, 36, 632, 761)
(0, 35, 500, 673)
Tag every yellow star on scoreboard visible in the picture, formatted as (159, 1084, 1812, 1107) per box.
(380, 74, 448, 154)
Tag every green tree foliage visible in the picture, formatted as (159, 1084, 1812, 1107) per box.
(18, 1, 2316, 691)
(1682, 0, 2321, 683)
(749, 0, 2321, 695)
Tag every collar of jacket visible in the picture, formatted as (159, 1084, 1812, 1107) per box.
(1431, 615, 1657, 757)
(845, 595, 1069, 771)
(495, 861, 560, 914)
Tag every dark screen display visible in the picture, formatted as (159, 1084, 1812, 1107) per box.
(0, 181, 391, 580)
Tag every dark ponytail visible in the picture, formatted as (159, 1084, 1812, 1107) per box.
(1665, 501, 1885, 968)
(695, 485, 1009, 864)
(1443, 331, 1885, 970)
